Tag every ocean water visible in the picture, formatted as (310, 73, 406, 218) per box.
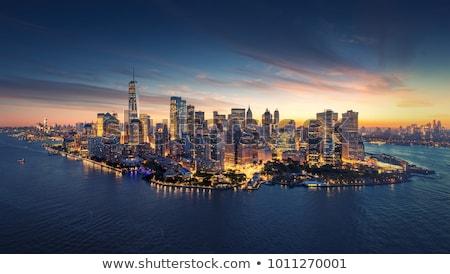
(0, 133, 449, 254)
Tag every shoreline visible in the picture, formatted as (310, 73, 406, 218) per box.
(28, 135, 437, 191)
(146, 179, 238, 190)
(143, 175, 415, 190)
(44, 145, 126, 175)
(81, 158, 124, 174)
(365, 140, 450, 149)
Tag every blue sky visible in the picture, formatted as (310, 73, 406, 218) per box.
(1, 0, 450, 127)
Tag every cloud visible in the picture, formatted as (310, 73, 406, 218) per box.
(397, 100, 433, 108)
(40, 67, 106, 84)
(103, 48, 204, 76)
(0, 77, 234, 122)
(0, 77, 211, 117)
(235, 59, 412, 98)
(195, 73, 226, 85)
(0, 77, 126, 110)
(157, 86, 232, 108)
(194, 73, 272, 91)
(157, 83, 209, 97)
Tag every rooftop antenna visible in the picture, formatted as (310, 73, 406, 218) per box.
(132, 64, 135, 82)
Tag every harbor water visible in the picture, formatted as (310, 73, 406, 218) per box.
(0, 133, 449, 253)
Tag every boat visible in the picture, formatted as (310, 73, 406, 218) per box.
(17, 158, 25, 164)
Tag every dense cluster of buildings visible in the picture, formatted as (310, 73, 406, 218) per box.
(362, 120, 448, 146)
(35, 77, 366, 172)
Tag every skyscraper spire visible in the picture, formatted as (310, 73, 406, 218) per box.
(246, 105, 253, 122)
(128, 67, 138, 120)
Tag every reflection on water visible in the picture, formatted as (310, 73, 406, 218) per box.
(0, 135, 449, 254)
(152, 184, 214, 200)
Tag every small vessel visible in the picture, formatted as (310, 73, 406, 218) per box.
(17, 158, 25, 164)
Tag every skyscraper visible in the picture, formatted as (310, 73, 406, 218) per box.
(96, 113, 104, 137)
(129, 119, 143, 145)
(273, 108, 280, 136)
(155, 123, 169, 156)
(139, 113, 151, 143)
(122, 109, 129, 144)
(341, 110, 364, 161)
(246, 106, 254, 126)
(170, 96, 187, 141)
(103, 112, 120, 140)
(262, 108, 272, 140)
(317, 109, 338, 165)
(187, 105, 195, 138)
(43, 117, 48, 133)
(123, 69, 139, 144)
(96, 112, 120, 141)
(213, 111, 226, 132)
(195, 111, 205, 133)
(246, 106, 252, 120)
(209, 126, 225, 171)
(229, 108, 246, 129)
(274, 108, 279, 125)
(306, 119, 320, 166)
(128, 74, 138, 121)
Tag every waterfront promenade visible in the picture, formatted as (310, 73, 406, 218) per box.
(37, 140, 437, 191)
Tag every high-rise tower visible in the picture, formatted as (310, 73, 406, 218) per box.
(306, 119, 320, 166)
(317, 109, 338, 165)
(262, 108, 272, 140)
(274, 109, 279, 126)
(341, 110, 364, 161)
(139, 113, 151, 143)
(96, 113, 105, 137)
(229, 108, 246, 129)
(170, 96, 187, 140)
(187, 105, 195, 137)
(128, 67, 138, 122)
(123, 66, 141, 145)
(246, 106, 253, 125)
(273, 108, 280, 136)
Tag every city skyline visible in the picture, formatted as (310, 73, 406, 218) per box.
(1, 1, 450, 127)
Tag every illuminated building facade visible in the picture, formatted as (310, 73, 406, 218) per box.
(123, 71, 140, 145)
(96, 113, 104, 137)
(155, 122, 169, 156)
(341, 110, 364, 161)
(170, 96, 187, 141)
(306, 119, 320, 166)
(262, 108, 272, 140)
(317, 109, 338, 165)
(139, 113, 151, 143)
(96, 112, 120, 140)
(187, 105, 195, 138)
(129, 118, 143, 145)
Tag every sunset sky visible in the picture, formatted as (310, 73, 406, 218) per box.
(1, 0, 449, 127)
